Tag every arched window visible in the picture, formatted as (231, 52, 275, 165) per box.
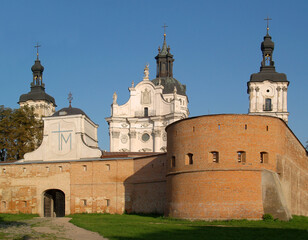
(260, 152, 269, 163)
(237, 151, 246, 163)
(144, 107, 148, 117)
(211, 151, 219, 163)
(185, 153, 193, 165)
(264, 98, 272, 111)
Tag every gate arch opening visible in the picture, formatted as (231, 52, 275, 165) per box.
(43, 189, 65, 217)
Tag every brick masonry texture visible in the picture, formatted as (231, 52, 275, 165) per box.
(0, 155, 166, 216)
(0, 114, 307, 220)
(165, 114, 308, 219)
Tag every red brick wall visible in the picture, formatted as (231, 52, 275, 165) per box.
(166, 114, 308, 219)
(124, 154, 166, 214)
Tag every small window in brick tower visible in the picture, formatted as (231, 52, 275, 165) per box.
(144, 107, 148, 117)
(185, 153, 193, 165)
(2, 201, 6, 209)
(211, 151, 219, 163)
(237, 151, 246, 163)
(260, 152, 269, 163)
(171, 156, 176, 167)
(106, 199, 110, 207)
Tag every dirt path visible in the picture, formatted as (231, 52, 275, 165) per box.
(0, 217, 108, 240)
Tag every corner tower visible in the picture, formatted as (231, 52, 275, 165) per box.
(248, 21, 289, 123)
(19, 45, 56, 118)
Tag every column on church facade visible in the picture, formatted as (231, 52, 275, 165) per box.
(249, 87, 255, 112)
(153, 130, 161, 152)
(255, 87, 260, 112)
(282, 87, 287, 112)
(111, 131, 120, 152)
(276, 87, 282, 112)
(129, 130, 137, 152)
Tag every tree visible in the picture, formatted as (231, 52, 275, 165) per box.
(0, 105, 43, 161)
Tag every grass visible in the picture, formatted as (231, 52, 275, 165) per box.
(68, 213, 308, 240)
(0, 213, 38, 223)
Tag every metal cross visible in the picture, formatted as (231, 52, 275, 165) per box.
(162, 23, 168, 35)
(264, 16, 272, 34)
(68, 92, 73, 107)
(34, 43, 41, 59)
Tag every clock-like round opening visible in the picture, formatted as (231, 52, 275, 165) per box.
(142, 133, 150, 142)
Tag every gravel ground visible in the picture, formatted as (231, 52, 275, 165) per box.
(0, 217, 107, 240)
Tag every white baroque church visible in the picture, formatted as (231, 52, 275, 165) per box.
(105, 34, 189, 152)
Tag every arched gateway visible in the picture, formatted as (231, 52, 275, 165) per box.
(43, 189, 65, 217)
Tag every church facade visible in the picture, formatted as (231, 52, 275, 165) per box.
(106, 34, 188, 152)
(0, 27, 307, 220)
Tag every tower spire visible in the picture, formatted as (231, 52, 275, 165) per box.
(161, 24, 168, 55)
(34, 43, 41, 60)
(68, 92, 73, 108)
(155, 24, 174, 78)
(31, 44, 44, 86)
(264, 16, 272, 35)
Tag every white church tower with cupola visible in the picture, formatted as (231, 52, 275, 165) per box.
(19, 46, 56, 118)
(248, 21, 289, 123)
(106, 33, 189, 152)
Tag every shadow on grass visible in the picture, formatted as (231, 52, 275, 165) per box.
(109, 225, 308, 240)
(0, 216, 28, 229)
(125, 212, 164, 218)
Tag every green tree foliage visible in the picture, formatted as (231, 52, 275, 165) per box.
(0, 105, 43, 161)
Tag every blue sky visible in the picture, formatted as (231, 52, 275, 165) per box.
(0, 0, 307, 150)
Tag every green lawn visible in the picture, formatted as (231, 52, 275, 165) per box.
(0, 213, 38, 222)
(68, 214, 308, 240)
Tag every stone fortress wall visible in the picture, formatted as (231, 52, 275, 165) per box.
(165, 114, 308, 220)
(0, 154, 167, 217)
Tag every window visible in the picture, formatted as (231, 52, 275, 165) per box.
(83, 165, 87, 171)
(245, 124, 247, 130)
(82, 199, 87, 206)
(106, 199, 110, 207)
(171, 156, 176, 167)
(144, 107, 148, 117)
(46, 167, 49, 172)
(185, 153, 193, 165)
(23, 167, 27, 173)
(237, 151, 246, 163)
(265, 53, 271, 66)
(264, 98, 272, 111)
(142, 133, 150, 142)
(105, 164, 110, 171)
(193, 126, 195, 132)
(218, 124, 221, 130)
(211, 151, 219, 163)
(1, 201, 6, 209)
(2, 168, 6, 174)
(23, 201, 27, 207)
(260, 152, 269, 163)
(59, 166, 63, 172)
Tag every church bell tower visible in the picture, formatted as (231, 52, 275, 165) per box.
(19, 45, 56, 118)
(248, 19, 289, 123)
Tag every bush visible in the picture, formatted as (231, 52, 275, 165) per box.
(262, 214, 274, 221)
